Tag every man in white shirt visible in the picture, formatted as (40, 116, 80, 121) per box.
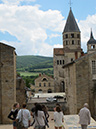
(79, 103, 91, 129)
(16, 103, 31, 129)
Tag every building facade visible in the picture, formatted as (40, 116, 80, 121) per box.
(53, 8, 96, 116)
(31, 74, 54, 93)
(0, 42, 16, 124)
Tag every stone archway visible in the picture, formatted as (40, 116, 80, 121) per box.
(48, 89, 52, 93)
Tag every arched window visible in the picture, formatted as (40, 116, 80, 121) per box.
(72, 40, 74, 45)
(39, 83, 41, 87)
(63, 60, 65, 64)
(57, 60, 59, 65)
(66, 41, 68, 45)
(44, 83, 46, 87)
(42, 78, 47, 81)
(61, 81, 65, 92)
(71, 34, 74, 38)
(65, 34, 68, 38)
(77, 34, 80, 38)
(60, 60, 62, 65)
(48, 89, 52, 93)
(38, 89, 42, 93)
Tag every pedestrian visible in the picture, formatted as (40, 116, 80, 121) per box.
(31, 103, 38, 126)
(34, 104, 45, 129)
(16, 103, 31, 129)
(79, 103, 91, 129)
(42, 105, 49, 128)
(31, 103, 38, 114)
(54, 106, 64, 129)
(54, 103, 61, 112)
(8, 102, 20, 129)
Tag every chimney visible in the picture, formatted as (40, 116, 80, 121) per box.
(39, 73, 41, 77)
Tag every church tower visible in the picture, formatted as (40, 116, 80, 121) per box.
(62, 8, 81, 50)
(87, 30, 96, 54)
(53, 8, 83, 92)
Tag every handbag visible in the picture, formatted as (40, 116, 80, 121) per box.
(17, 110, 24, 129)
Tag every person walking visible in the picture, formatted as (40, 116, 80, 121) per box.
(31, 103, 38, 126)
(54, 106, 64, 129)
(16, 103, 31, 129)
(79, 103, 91, 129)
(42, 105, 49, 128)
(34, 104, 45, 129)
(8, 102, 20, 129)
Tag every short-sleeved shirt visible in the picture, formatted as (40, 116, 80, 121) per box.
(54, 111, 64, 127)
(16, 109, 31, 128)
(34, 110, 45, 127)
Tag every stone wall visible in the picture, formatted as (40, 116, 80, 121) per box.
(76, 54, 95, 116)
(0, 43, 16, 124)
(16, 76, 26, 108)
(63, 63, 77, 114)
(63, 53, 96, 116)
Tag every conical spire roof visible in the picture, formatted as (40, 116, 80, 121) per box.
(87, 30, 96, 44)
(63, 8, 80, 33)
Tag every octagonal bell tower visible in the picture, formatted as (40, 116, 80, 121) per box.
(62, 8, 81, 50)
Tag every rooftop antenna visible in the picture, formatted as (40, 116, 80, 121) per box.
(69, 0, 72, 9)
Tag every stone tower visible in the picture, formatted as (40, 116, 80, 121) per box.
(87, 30, 96, 54)
(63, 8, 81, 51)
(54, 8, 83, 92)
(0, 42, 16, 124)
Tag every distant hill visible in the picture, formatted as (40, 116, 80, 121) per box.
(16, 55, 53, 72)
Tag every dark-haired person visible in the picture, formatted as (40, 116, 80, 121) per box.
(31, 103, 38, 126)
(16, 103, 31, 129)
(54, 106, 64, 129)
(54, 103, 61, 112)
(8, 102, 20, 129)
(34, 104, 45, 129)
(42, 105, 49, 128)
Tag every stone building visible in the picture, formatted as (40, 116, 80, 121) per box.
(31, 74, 54, 93)
(0, 42, 16, 124)
(53, 8, 96, 117)
(54, 8, 84, 92)
(16, 75, 26, 108)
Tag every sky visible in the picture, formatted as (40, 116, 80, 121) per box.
(0, 0, 96, 57)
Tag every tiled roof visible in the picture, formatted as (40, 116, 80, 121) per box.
(87, 30, 96, 44)
(54, 48, 64, 55)
(63, 8, 80, 33)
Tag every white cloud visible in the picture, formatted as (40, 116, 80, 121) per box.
(0, 2, 96, 57)
(53, 44, 63, 48)
(0, 4, 64, 56)
(49, 34, 61, 39)
(79, 14, 96, 52)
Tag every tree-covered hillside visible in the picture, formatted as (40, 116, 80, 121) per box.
(16, 55, 53, 74)
(16, 55, 53, 87)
